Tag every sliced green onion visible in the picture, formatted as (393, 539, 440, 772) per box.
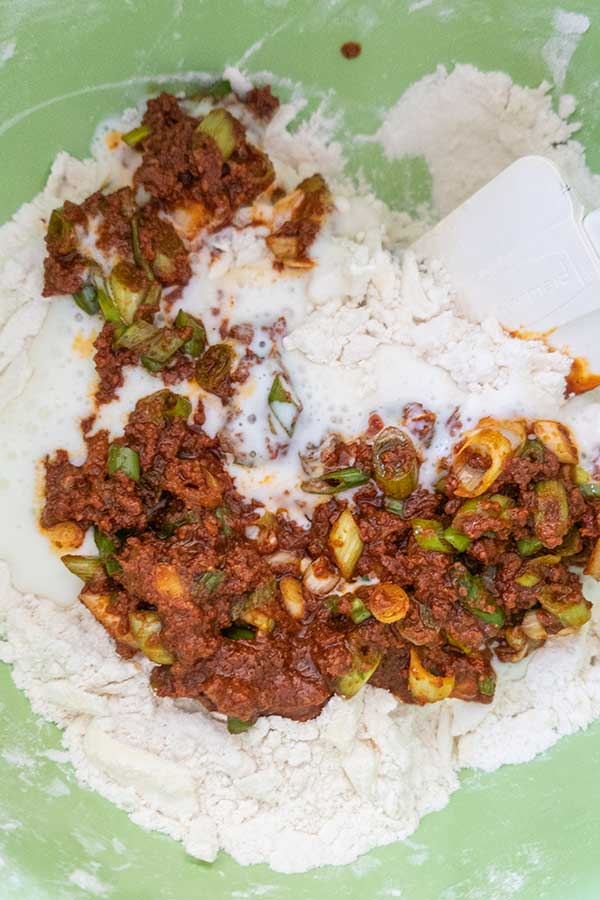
(227, 716, 255, 734)
(191, 79, 232, 101)
(149, 286, 164, 312)
(519, 439, 545, 462)
(516, 537, 543, 557)
(325, 595, 340, 615)
(61, 555, 103, 581)
(479, 675, 496, 697)
(107, 444, 140, 481)
(557, 528, 583, 558)
(196, 570, 226, 593)
(114, 320, 157, 350)
(411, 519, 452, 554)
(534, 479, 570, 548)
(455, 493, 513, 521)
(580, 482, 600, 498)
(539, 587, 591, 629)
(104, 557, 123, 577)
(109, 261, 149, 325)
(516, 572, 541, 588)
(301, 467, 369, 495)
(372, 427, 419, 499)
(196, 108, 239, 159)
(93, 529, 116, 557)
(453, 569, 505, 627)
(73, 284, 100, 315)
(384, 497, 406, 517)
(152, 252, 175, 282)
(279, 576, 305, 620)
(134, 390, 191, 423)
(122, 123, 151, 147)
(222, 625, 256, 641)
(329, 509, 363, 580)
(141, 328, 186, 369)
(175, 309, 207, 358)
(408, 648, 455, 704)
(268, 373, 303, 438)
(47, 208, 75, 255)
(557, 600, 592, 628)
(533, 420, 578, 465)
(515, 556, 560, 594)
(164, 392, 192, 418)
(97, 284, 122, 323)
(443, 526, 472, 552)
(452, 428, 512, 498)
(445, 633, 473, 655)
(129, 610, 175, 664)
(434, 475, 448, 495)
(140, 357, 163, 373)
(131, 214, 155, 280)
(573, 465, 590, 485)
(215, 506, 233, 536)
(231, 579, 276, 633)
(196, 344, 234, 392)
(335, 649, 381, 699)
(349, 596, 372, 625)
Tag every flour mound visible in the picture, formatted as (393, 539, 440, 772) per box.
(369, 62, 600, 217)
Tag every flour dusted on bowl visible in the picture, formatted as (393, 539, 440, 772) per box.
(2, 66, 600, 874)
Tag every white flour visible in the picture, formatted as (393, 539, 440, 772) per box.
(368, 62, 600, 217)
(542, 9, 590, 90)
(2, 64, 600, 874)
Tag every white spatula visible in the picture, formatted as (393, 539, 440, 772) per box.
(413, 155, 600, 369)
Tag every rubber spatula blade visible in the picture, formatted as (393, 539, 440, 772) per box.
(413, 155, 600, 368)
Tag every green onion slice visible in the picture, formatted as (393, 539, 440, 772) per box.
(196, 570, 226, 593)
(412, 519, 452, 554)
(443, 526, 472, 552)
(73, 284, 100, 315)
(131, 214, 155, 280)
(372, 427, 419, 500)
(268, 373, 303, 438)
(93, 527, 119, 557)
(122, 124, 151, 147)
(349, 596, 372, 625)
(107, 444, 140, 481)
(175, 309, 207, 358)
(479, 675, 496, 697)
(222, 625, 256, 641)
(141, 328, 186, 369)
(114, 320, 157, 350)
(215, 506, 233, 536)
(516, 537, 543, 557)
(190, 79, 232, 101)
(196, 108, 239, 159)
(301, 467, 369, 495)
(61, 555, 103, 581)
(47, 208, 75, 255)
(581, 482, 600, 498)
(454, 570, 505, 627)
(335, 649, 381, 699)
(97, 284, 122, 323)
(227, 716, 255, 734)
(384, 497, 406, 517)
(534, 479, 570, 547)
(196, 344, 234, 392)
(109, 262, 149, 325)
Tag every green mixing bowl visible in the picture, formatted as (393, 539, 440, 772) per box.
(2, 2, 600, 897)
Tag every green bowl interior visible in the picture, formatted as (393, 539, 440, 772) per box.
(2, 2, 600, 897)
